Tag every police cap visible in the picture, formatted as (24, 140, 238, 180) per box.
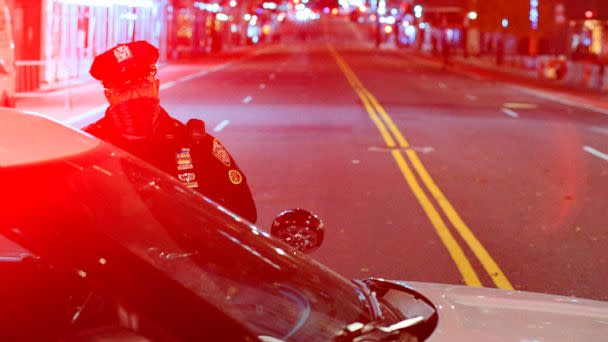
(90, 41, 159, 88)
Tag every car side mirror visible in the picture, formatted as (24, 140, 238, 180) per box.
(270, 208, 324, 253)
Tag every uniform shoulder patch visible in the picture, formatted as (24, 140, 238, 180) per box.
(212, 139, 231, 167)
(228, 169, 243, 185)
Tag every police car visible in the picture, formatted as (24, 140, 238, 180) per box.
(1, 108, 607, 341)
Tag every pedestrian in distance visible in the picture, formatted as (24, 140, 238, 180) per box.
(375, 18, 382, 48)
(496, 36, 505, 67)
(431, 34, 438, 56)
(84, 41, 257, 223)
(441, 31, 451, 69)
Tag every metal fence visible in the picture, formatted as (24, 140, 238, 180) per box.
(14, 60, 90, 112)
(15, 59, 91, 94)
(15, 60, 45, 93)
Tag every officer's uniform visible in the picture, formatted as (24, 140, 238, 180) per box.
(84, 41, 257, 223)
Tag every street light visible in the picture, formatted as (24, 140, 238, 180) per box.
(502, 18, 509, 28)
(529, 0, 539, 56)
(467, 11, 477, 20)
(529, 0, 538, 30)
(414, 5, 422, 18)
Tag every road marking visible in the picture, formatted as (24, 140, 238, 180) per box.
(329, 44, 514, 290)
(329, 45, 481, 287)
(391, 150, 482, 287)
(503, 102, 537, 109)
(179, 74, 199, 83)
(242, 95, 253, 104)
(411, 146, 435, 154)
(213, 119, 230, 132)
(404, 149, 512, 290)
(438, 82, 448, 89)
(583, 145, 608, 161)
(407, 53, 606, 115)
(501, 108, 519, 118)
(368, 146, 435, 154)
(410, 53, 606, 115)
(466, 94, 477, 101)
(511, 85, 608, 116)
(590, 127, 608, 136)
(159, 80, 177, 90)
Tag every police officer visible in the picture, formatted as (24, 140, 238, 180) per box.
(84, 41, 257, 223)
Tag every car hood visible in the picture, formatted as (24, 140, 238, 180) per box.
(383, 280, 608, 341)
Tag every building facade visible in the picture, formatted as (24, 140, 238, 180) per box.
(10, 0, 249, 91)
(12, 0, 171, 90)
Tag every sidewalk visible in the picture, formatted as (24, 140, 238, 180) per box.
(343, 17, 608, 115)
(403, 50, 608, 116)
(15, 47, 261, 127)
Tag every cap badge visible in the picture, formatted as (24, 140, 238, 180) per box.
(113, 44, 133, 63)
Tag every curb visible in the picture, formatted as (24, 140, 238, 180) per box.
(15, 44, 264, 97)
(405, 51, 608, 115)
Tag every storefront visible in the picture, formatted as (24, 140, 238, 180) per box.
(568, 19, 608, 61)
(169, 0, 242, 57)
(170, 0, 216, 57)
(13, 0, 170, 89)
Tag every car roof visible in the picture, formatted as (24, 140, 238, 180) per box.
(0, 108, 101, 167)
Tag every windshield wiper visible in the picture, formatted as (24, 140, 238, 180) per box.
(338, 279, 427, 341)
(352, 279, 383, 320)
(333, 316, 425, 342)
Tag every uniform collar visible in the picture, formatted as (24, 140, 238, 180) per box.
(100, 106, 180, 144)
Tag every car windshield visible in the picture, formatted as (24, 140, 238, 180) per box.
(0, 143, 371, 341)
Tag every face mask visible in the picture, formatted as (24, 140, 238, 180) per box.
(106, 97, 161, 140)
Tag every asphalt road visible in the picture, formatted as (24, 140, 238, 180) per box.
(158, 17, 608, 301)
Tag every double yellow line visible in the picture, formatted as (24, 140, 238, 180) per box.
(328, 45, 513, 290)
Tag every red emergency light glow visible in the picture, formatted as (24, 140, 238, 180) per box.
(58, 0, 154, 6)
(585, 10, 594, 19)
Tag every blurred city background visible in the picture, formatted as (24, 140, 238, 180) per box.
(3, 0, 608, 99)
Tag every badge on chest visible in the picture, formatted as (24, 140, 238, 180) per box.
(175, 147, 198, 188)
